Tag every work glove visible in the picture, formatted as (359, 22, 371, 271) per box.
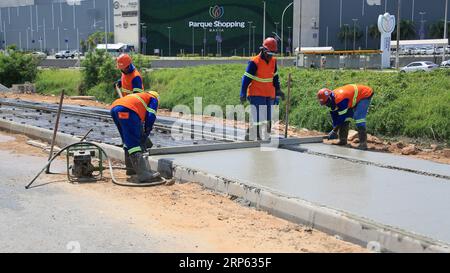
(276, 89, 286, 101)
(328, 130, 338, 140)
(240, 96, 247, 104)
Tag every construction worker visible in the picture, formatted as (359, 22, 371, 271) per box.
(110, 91, 161, 183)
(115, 53, 144, 97)
(317, 84, 374, 150)
(240, 37, 285, 140)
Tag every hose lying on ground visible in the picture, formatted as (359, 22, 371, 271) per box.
(25, 141, 167, 189)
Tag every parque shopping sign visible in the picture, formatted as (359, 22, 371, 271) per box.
(188, 5, 246, 29)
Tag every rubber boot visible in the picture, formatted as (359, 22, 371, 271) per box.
(336, 122, 349, 146)
(357, 127, 368, 150)
(124, 149, 136, 175)
(129, 152, 161, 183)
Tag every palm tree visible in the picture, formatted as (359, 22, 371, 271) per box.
(368, 24, 380, 40)
(337, 25, 363, 50)
(391, 20, 416, 40)
(428, 20, 450, 39)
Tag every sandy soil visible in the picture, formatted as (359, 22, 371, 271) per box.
(0, 130, 367, 253)
(2, 92, 448, 164)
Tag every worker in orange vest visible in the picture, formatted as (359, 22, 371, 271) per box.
(317, 84, 374, 150)
(110, 91, 160, 182)
(240, 37, 285, 140)
(115, 53, 144, 97)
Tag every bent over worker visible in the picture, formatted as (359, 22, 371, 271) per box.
(110, 91, 160, 183)
(317, 84, 374, 150)
(115, 53, 145, 97)
(240, 37, 285, 140)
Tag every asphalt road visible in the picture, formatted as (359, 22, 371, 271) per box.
(0, 145, 191, 253)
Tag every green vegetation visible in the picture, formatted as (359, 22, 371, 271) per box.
(35, 69, 82, 96)
(32, 63, 450, 143)
(149, 65, 450, 143)
(0, 47, 39, 87)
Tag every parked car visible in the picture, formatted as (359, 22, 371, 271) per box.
(441, 60, 450, 68)
(55, 50, 75, 59)
(400, 61, 439, 73)
(31, 51, 47, 60)
(71, 50, 83, 57)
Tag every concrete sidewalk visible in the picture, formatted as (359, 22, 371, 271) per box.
(154, 147, 450, 247)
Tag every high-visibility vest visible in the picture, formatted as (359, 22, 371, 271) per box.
(120, 69, 144, 97)
(333, 84, 373, 109)
(245, 54, 277, 98)
(111, 91, 159, 121)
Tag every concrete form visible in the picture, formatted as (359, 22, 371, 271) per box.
(1, 119, 449, 253)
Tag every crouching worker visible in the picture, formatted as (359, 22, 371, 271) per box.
(317, 84, 374, 150)
(111, 91, 161, 183)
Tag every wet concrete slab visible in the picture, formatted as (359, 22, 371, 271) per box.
(154, 148, 450, 244)
(301, 144, 450, 178)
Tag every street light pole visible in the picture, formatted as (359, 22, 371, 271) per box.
(274, 22, 279, 36)
(344, 24, 349, 50)
(252, 26, 256, 55)
(167, 27, 172, 57)
(281, 2, 293, 57)
(352, 18, 358, 50)
(263, 1, 266, 41)
(443, 0, 448, 62)
(396, 0, 401, 70)
(248, 21, 253, 56)
(203, 27, 206, 57)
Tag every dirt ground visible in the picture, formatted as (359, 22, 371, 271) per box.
(0, 130, 366, 253)
(2, 92, 448, 164)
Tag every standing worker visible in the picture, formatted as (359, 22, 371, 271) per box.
(115, 53, 145, 97)
(110, 91, 161, 183)
(240, 37, 285, 140)
(317, 84, 374, 150)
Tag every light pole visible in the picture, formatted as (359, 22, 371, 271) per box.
(443, 0, 448, 62)
(140, 23, 146, 54)
(252, 25, 256, 55)
(281, 2, 293, 57)
(203, 27, 206, 57)
(287, 26, 292, 54)
(274, 22, 279, 36)
(352, 18, 358, 50)
(167, 26, 172, 56)
(419, 11, 426, 39)
(248, 21, 253, 56)
(344, 24, 349, 50)
(396, 0, 401, 70)
(192, 26, 195, 54)
(263, 1, 266, 41)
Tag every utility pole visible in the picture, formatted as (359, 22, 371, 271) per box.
(352, 18, 358, 50)
(167, 26, 172, 56)
(248, 21, 253, 56)
(274, 22, 279, 36)
(192, 26, 195, 54)
(263, 1, 266, 41)
(252, 25, 256, 55)
(344, 24, 349, 50)
(443, 0, 448, 62)
(396, 0, 401, 70)
(203, 27, 206, 57)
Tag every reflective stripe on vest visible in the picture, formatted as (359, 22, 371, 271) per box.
(244, 72, 274, 83)
(131, 94, 157, 115)
(351, 84, 359, 107)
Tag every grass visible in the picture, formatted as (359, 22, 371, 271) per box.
(35, 68, 82, 96)
(33, 66, 450, 143)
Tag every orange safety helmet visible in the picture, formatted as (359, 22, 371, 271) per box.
(317, 88, 332, 105)
(116, 54, 132, 70)
(262, 37, 278, 54)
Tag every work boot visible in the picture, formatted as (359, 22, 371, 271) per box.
(129, 152, 161, 183)
(356, 127, 368, 150)
(334, 122, 349, 146)
(124, 149, 136, 175)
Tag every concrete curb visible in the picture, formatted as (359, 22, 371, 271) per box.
(1, 119, 449, 253)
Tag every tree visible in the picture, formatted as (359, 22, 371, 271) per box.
(0, 48, 38, 87)
(86, 31, 114, 51)
(337, 24, 363, 49)
(369, 24, 380, 40)
(391, 20, 417, 40)
(428, 20, 450, 39)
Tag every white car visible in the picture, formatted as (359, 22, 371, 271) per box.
(441, 60, 450, 67)
(31, 51, 47, 60)
(400, 61, 439, 73)
(55, 50, 75, 59)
